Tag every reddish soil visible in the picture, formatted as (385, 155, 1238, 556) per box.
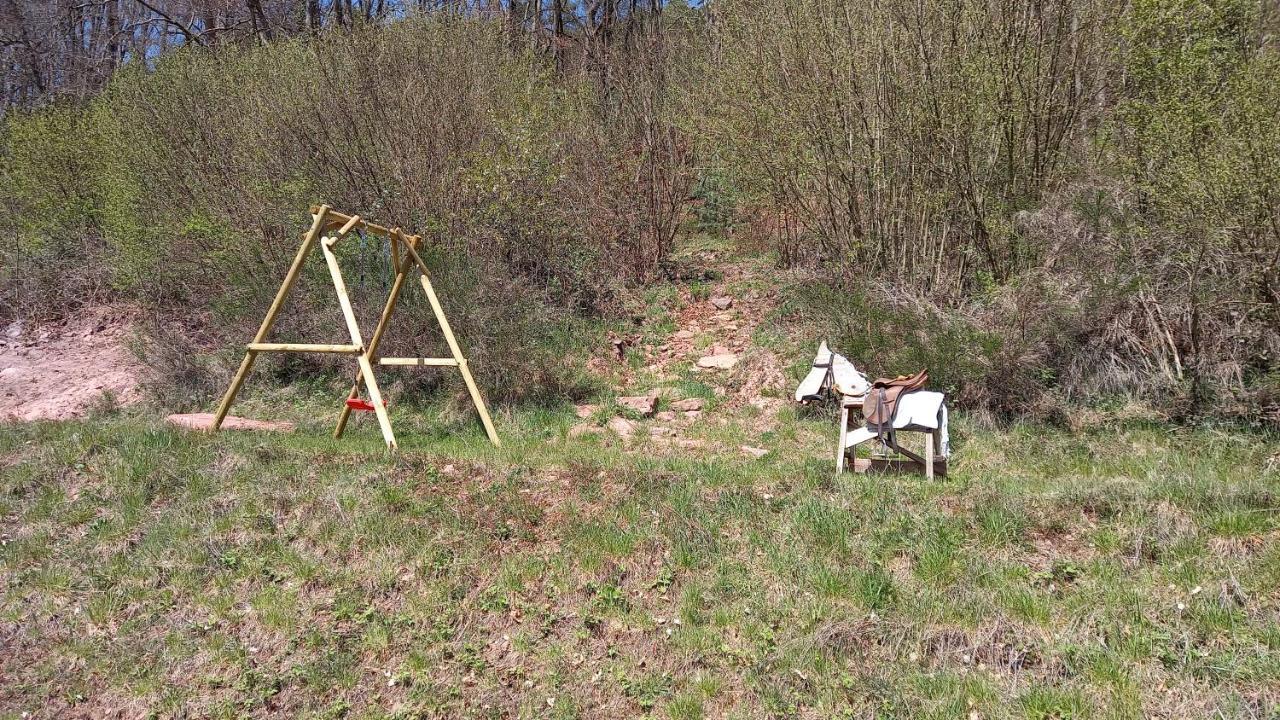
(165, 413, 295, 432)
(0, 306, 146, 422)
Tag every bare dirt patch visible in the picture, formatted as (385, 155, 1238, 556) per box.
(1, 306, 145, 422)
(165, 413, 295, 432)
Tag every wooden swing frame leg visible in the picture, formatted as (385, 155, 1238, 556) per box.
(335, 232, 409, 439)
(213, 205, 330, 430)
(321, 234, 397, 449)
(400, 239, 501, 447)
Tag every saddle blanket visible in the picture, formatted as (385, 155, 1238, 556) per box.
(845, 390, 950, 457)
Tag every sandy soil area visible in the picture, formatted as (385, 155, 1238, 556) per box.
(1, 306, 145, 422)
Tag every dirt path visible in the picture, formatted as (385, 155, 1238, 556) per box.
(575, 245, 793, 450)
(0, 306, 145, 422)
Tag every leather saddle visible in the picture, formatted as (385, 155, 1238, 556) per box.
(864, 369, 928, 434)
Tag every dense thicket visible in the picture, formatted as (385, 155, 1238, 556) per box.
(1, 0, 1277, 422)
(695, 0, 1280, 423)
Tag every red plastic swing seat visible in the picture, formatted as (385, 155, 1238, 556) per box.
(345, 398, 386, 412)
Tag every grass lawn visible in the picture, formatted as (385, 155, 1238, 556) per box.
(2, 390, 1278, 719)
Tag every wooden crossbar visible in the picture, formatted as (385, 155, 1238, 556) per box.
(212, 206, 501, 449)
(247, 343, 362, 353)
(312, 205, 417, 242)
(377, 357, 459, 366)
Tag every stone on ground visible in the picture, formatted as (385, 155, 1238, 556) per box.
(574, 403, 598, 419)
(671, 398, 704, 412)
(709, 296, 734, 310)
(740, 445, 769, 459)
(696, 353, 739, 370)
(607, 416, 637, 439)
(616, 395, 658, 416)
(655, 410, 677, 422)
(166, 413, 295, 433)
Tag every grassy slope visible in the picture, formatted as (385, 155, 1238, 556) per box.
(2, 246, 1279, 719)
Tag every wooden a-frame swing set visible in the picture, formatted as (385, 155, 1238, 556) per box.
(211, 205, 500, 449)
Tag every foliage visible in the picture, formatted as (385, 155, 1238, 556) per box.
(693, 0, 1280, 422)
(0, 16, 691, 404)
(2, 1, 1279, 421)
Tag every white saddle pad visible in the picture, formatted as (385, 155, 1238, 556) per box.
(846, 390, 949, 457)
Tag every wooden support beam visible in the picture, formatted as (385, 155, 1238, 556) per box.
(924, 430, 935, 480)
(837, 405, 849, 473)
(321, 238, 366, 348)
(311, 205, 418, 242)
(247, 342, 362, 354)
(333, 229, 414, 440)
(319, 235, 396, 448)
(335, 214, 362, 238)
(213, 205, 329, 430)
(377, 357, 459, 366)
(400, 240, 501, 447)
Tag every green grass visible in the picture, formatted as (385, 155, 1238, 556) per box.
(1, 394, 1277, 719)
(2, 231, 1277, 718)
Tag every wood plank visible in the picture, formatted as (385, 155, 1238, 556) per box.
(836, 406, 849, 473)
(356, 354, 397, 449)
(925, 430, 935, 480)
(377, 357, 459, 366)
(335, 214, 362, 238)
(247, 343, 362, 353)
(320, 237, 365, 348)
(312, 205, 418, 242)
(334, 253, 411, 439)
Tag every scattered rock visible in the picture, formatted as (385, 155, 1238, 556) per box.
(4, 321, 22, 339)
(709, 296, 734, 310)
(676, 438, 708, 450)
(649, 426, 677, 439)
(655, 410, 677, 422)
(607, 417, 637, 439)
(608, 332, 635, 361)
(696, 353, 739, 370)
(616, 395, 658, 417)
(574, 403, 598, 419)
(671, 398, 704, 412)
(166, 413, 295, 433)
(683, 410, 702, 421)
(740, 445, 769, 459)
(674, 329, 695, 341)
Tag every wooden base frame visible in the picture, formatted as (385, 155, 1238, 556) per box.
(211, 205, 500, 449)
